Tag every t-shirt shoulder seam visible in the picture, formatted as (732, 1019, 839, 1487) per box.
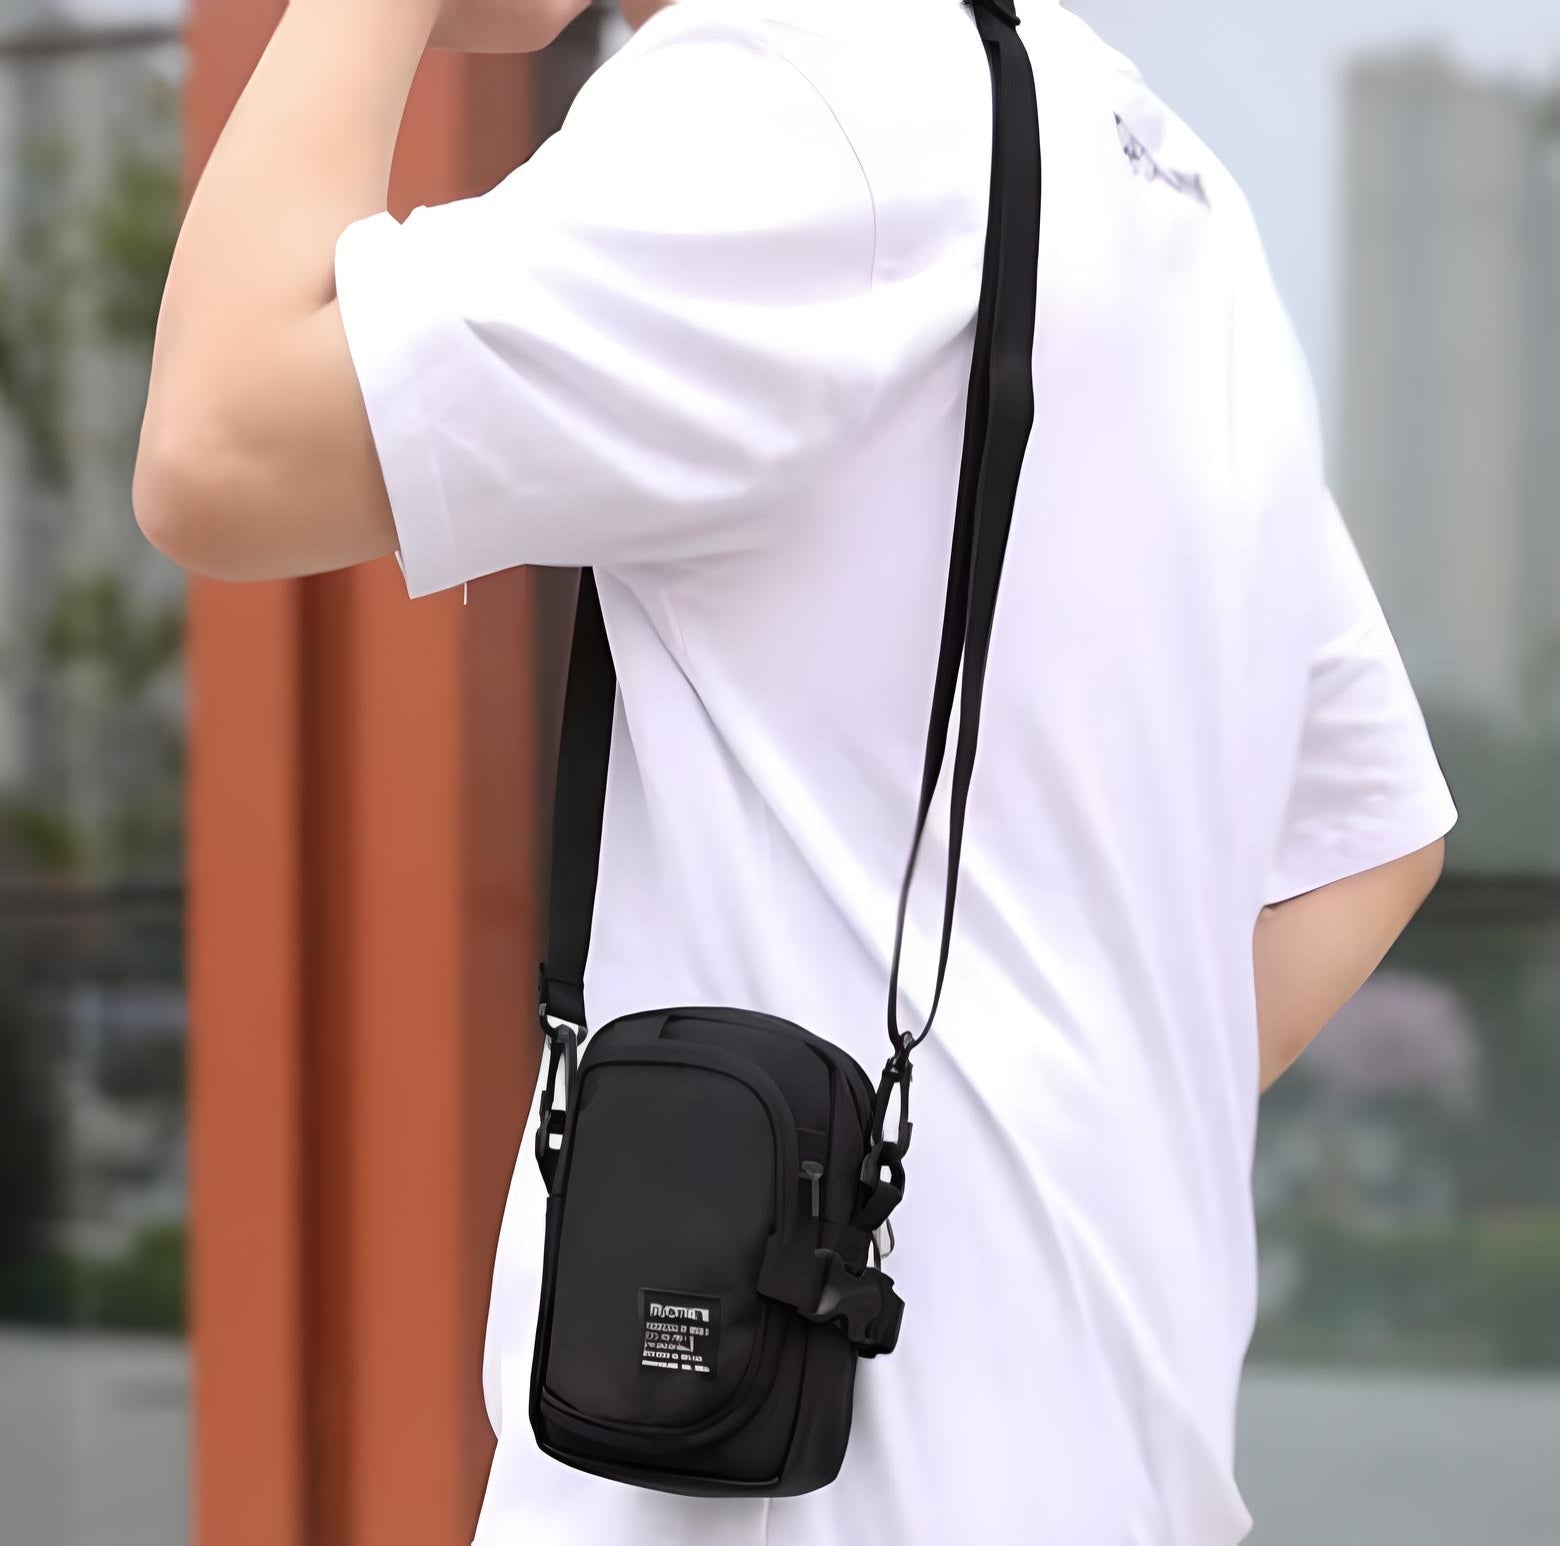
(763, 47, 879, 290)
(591, 15, 878, 290)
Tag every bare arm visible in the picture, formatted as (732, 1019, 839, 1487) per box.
(133, 0, 581, 581)
(1253, 837, 1446, 1092)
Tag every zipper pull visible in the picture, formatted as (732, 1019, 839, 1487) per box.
(800, 1161, 824, 1218)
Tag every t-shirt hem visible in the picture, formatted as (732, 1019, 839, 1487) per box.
(335, 211, 465, 600)
(1260, 786, 1458, 908)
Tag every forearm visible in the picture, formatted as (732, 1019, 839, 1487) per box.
(154, 0, 432, 373)
(137, 0, 436, 576)
(1253, 839, 1445, 1092)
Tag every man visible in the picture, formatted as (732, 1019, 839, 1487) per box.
(135, 0, 1455, 1541)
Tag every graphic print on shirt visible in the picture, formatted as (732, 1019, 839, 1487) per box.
(639, 1288, 720, 1376)
(1115, 113, 1210, 208)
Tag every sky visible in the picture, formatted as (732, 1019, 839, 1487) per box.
(1069, 0, 1559, 439)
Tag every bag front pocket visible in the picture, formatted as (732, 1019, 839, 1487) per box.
(539, 1039, 799, 1447)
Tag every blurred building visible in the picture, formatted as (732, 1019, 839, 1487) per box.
(1340, 51, 1560, 750)
(2, 15, 188, 1546)
(0, 0, 182, 857)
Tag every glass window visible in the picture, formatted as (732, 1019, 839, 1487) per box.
(0, 6, 187, 1544)
(1071, 3, 1559, 1540)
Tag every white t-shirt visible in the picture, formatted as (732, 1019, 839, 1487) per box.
(335, 1, 1458, 1541)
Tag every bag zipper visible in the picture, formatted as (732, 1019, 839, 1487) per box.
(619, 1005, 876, 1136)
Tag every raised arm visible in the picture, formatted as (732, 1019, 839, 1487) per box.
(133, 0, 581, 581)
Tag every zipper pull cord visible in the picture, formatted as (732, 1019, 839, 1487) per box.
(800, 1161, 824, 1218)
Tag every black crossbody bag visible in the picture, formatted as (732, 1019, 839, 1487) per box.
(527, 0, 1041, 1498)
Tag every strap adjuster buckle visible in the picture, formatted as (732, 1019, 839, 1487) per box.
(802, 1249, 904, 1356)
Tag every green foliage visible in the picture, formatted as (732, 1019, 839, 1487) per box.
(0, 803, 86, 872)
(1256, 912, 1560, 1373)
(1253, 1211, 1560, 1370)
(0, 149, 74, 487)
(1423, 699, 1560, 874)
(0, 987, 59, 1279)
(1474, 1214, 1560, 1367)
(0, 1226, 187, 1334)
(90, 83, 180, 345)
(0, 82, 186, 880)
(0, 568, 184, 876)
(1275, 1217, 1480, 1344)
(92, 1224, 187, 1332)
(0, 84, 176, 484)
(0, 1252, 78, 1324)
(1396, 913, 1560, 1212)
(42, 569, 184, 697)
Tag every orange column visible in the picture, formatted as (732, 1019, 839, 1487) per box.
(184, 5, 307, 1543)
(186, 9, 547, 1545)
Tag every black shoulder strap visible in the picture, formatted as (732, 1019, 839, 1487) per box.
(538, 0, 1041, 1092)
(538, 565, 614, 1031)
(884, 0, 1039, 1063)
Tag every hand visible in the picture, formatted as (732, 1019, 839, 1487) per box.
(430, 0, 593, 53)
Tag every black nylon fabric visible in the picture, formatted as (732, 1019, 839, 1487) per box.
(546, 1055, 789, 1431)
(885, 2, 1041, 1058)
(531, 1008, 878, 1494)
(530, 0, 1041, 1498)
(540, 567, 613, 1031)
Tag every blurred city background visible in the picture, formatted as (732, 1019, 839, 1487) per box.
(0, 0, 1555, 1543)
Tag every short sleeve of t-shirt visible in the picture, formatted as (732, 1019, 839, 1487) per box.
(1262, 492, 1459, 905)
(333, 11, 877, 595)
(1244, 241, 1458, 906)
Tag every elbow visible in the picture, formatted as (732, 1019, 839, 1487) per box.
(133, 414, 253, 581)
(132, 432, 201, 570)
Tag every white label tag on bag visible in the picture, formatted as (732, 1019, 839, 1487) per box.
(639, 1288, 720, 1377)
